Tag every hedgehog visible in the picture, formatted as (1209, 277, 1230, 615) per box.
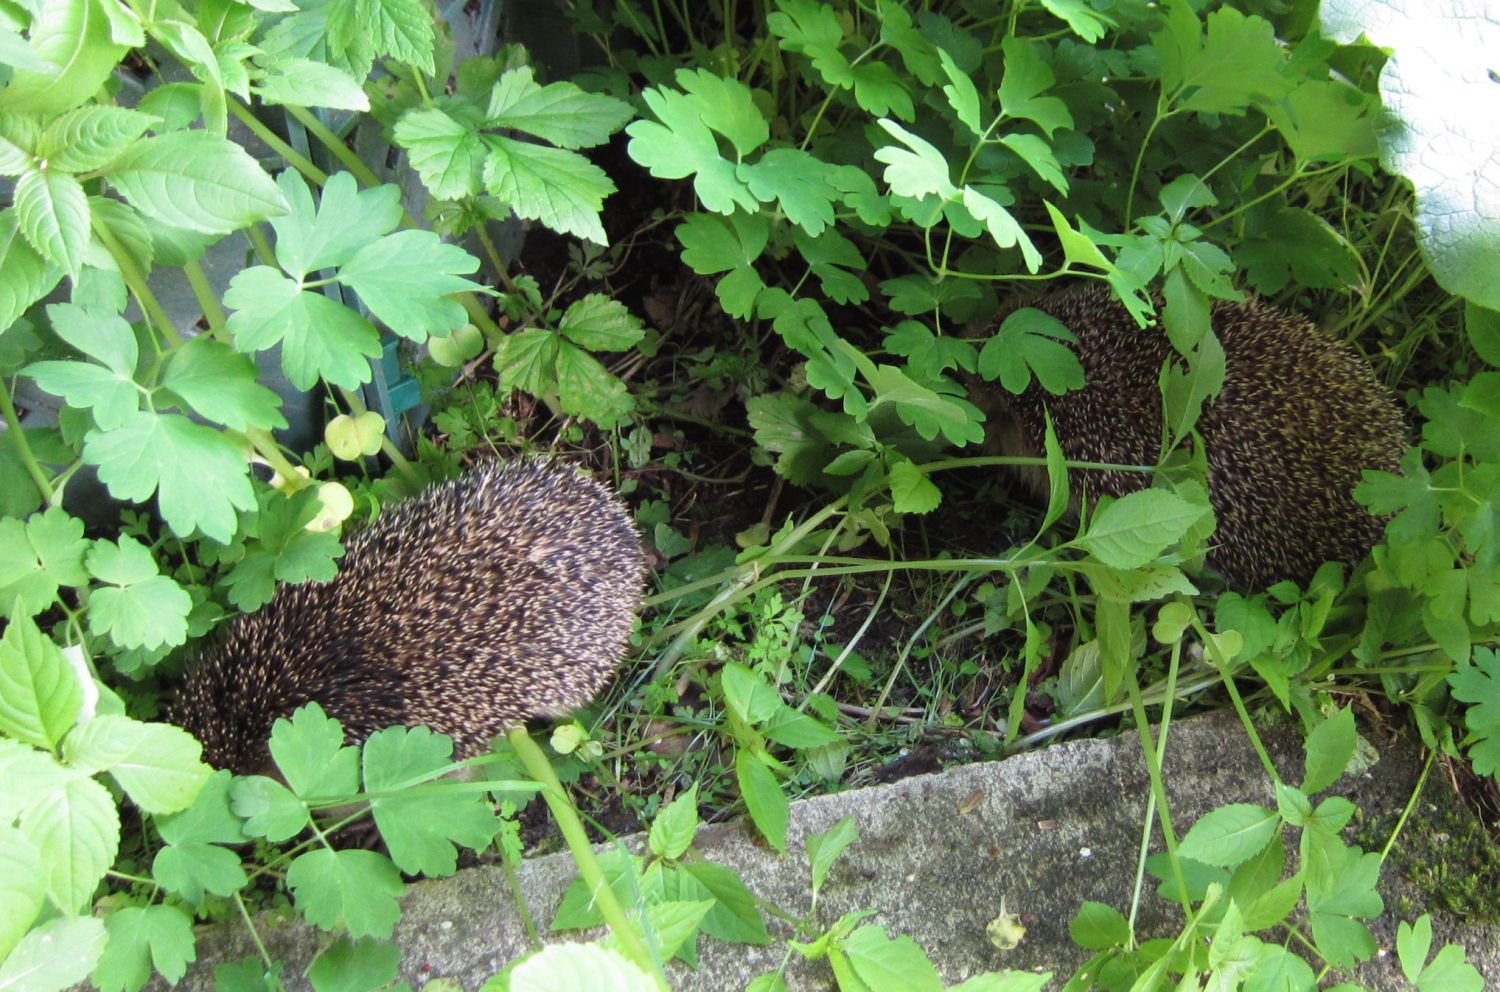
(978, 285, 1406, 589)
(170, 459, 647, 775)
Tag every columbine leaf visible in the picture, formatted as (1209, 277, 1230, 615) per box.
(484, 66, 634, 149)
(93, 904, 197, 992)
(363, 726, 499, 877)
(23, 359, 139, 430)
(978, 307, 1084, 395)
(224, 265, 382, 390)
(270, 171, 403, 278)
(286, 848, 404, 940)
(625, 86, 758, 215)
(83, 536, 192, 651)
(82, 410, 256, 543)
(482, 135, 615, 244)
(14, 168, 89, 277)
(997, 36, 1074, 136)
(676, 211, 768, 319)
(337, 230, 482, 340)
(1448, 647, 1500, 777)
(0, 506, 90, 617)
(161, 336, 287, 431)
(1153, 2, 1290, 116)
(739, 147, 838, 236)
(106, 131, 288, 234)
(873, 119, 956, 200)
(223, 491, 344, 612)
(888, 460, 942, 514)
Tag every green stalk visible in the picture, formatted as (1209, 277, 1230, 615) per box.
(1124, 672, 1192, 915)
(0, 381, 54, 501)
(243, 427, 311, 493)
(227, 98, 329, 186)
(506, 727, 667, 989)
(182, 258, 229, 338)
(93, 216, 182, 347)
(283, 104, 382, 189)
(1191, 615, 1281, 783)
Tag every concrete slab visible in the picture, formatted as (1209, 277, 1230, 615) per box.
(167, 711, 1498, 990)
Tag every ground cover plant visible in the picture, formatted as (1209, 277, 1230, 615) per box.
(0, 0, 1497, 989)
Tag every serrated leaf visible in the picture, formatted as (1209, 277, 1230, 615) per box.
(14, 168, 89, 277)
(0, 825, 45, 962)
(648, 785, 699, 861)
(556, 341, 634, 427)
(229, 775, 311, 842)
(286, 848, 405, 940)
(1078, 489, 1211, 570)
(337, 229, 481, 340)
(106, 131, 288, 235)
(393, 106, 486, 200)
(843, 924, 943, 992)
(84, 536, 191, 651)
(484, 66, 633, 149)
(0, 916, 107, 992)
(888, 460, 942, 514)
(1154, 3, 1290, 115)
(82, 410, 256, 543)
(735, 749, 787, 854)
(509, 943, 657, 992)
(482, 135, 614, 244)
(1178, 803, 1279, 868)
(0, 608, 82, 750)
(1302, 706, 1356, 795)
(268, 703, 361, 800)
(557, 294, 644, 351)
(20, 774, 118, 913)
(0, 0, 128, 114)
(252, 56, 369, 110)
(0, 208, 63, 333)
(224, 266, 382, 390)
(37, 106, 156, 173)
(1448, 647, 1500, 776)
(365, 0, 435, 73)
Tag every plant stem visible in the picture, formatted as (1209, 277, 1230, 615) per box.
(93, 216, 182, 347)
(283, 104, 381, 188)
(182, 258, 229, 338)
(1192, 615, 1281, 783)
(506, 727, 667, 989)
(474, 221, 520, 295)
(227, 98, 329, 186)
(243, 427, 310, 492)
(0, 381, 54, 502)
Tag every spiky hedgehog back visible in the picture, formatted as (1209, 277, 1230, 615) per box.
(989, 285, 1406, 589)
(170, 460, 646, 774)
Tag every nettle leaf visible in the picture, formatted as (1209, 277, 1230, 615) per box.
(251, 56, 369, 111)
(558, 295, 645, 352)
(63, 715, 209, 814)
(0, 0, 129, 115)
(161, 336, 287, 432)
(0, 209, 64, 333)
(14, 168, 89, 277)
(0, 115, 39, 174)
(36, 106, 156, 173)
(482, 134, 615, 244)
(1153, 2, 1290, 115)
(997, 36, 1074, 136)
(363, 727, 500, 877)
(0, 823, 45, 961)
(888, 460, 942, 514)
(0, 608, 83, 750)
(626, 87, 758, 216)
(106, 131, 288, 234)
(0, 505, 90, 617)
(224, 265, 382, 390)
(495, 327, 558, 395)
(556, 342, 634, 427)
(394, 106, 487, 200)
(1078, 489, 1212, 571)
(93, 904, 196, 992)
(20, 775, 119, 913)
(0, 917, 107, 992)
(337, 230, 482, 340)
(484, 66, 633, 149)
(84, 535, 192, 651)
(739, 147, 838, 236)
(286, 848, 404, 940)
(82, 410, 257, 543)
(978, 307, 1085, 395)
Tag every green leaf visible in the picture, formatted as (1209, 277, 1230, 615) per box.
(978, 306, 1084, 395)
(363, 726, 500, 877)
(1241, 206, 1361, 295)
(161, 336, 287, 431)
(675, 211, 768, 319)
(647, 785, 700, 861)
(484, 66, 634, 149)
(1416, 944, 1485, 992)
(888, 460, 942, 514)
(555, 341, 634, 427)
(82, 410, 256, 543)
(557, 294, 644, 352)
(739, 148, 838, 236)
(482, 135, 615, 244)
(1068, 901, 1129, 950)
(84, 535, 191, 651)
(1039, 0, 1114, 42)
(997, 37, 1074, 136)
(1178, 803, 1279, 868)
(1302, 706, 1356, 794)
(0, 825, 44, 962)
(761, 708, 840, 749)
(807, 815, 859, 896)
(64, 715, 209, 814)
(0, 505, 90, 617)
(152, 771, 249, 902)
(251, 57, 369, 111)
(867, 362, 985, 446)
(938, 49, 981, 135)
(307, 937, 402, 992)
(20, 775, 119, 913)
(842, 924, 943, 992)
(626, 86, 758, 215)
(37, 107, 155, 175)
(223, 490, 345, 612)
(959, 186, 1043, 271)
(873, 119, 956, 200)
(0, 607, 82, 749)
(14, 168, 89, 277)
(229, 775, 311, 843)
(45, 301, 137, 372)
(735, 749, 788, 854)
(393, 106, 486, 200)
(0, 0, 128, 114)
(337, 229, 482, 340)
(0, 916, 107, 992)
(681, 860, 772, 945)
(722, 662, 787, 725)
(286, 848, 405, 940)
(269, 703, 361, 800)
(1448, 647, 1500, 777)
(365, 0, 436, 73)
(224, 266, 382, 390)
(93, 904, 196, 992)
(1077, 489, 1211, 571)
(999, 133, 1067, 194)
(270, 171, 404, 278)
(23, 359, 139, 430)
(509, 943, 657, 992)
(106, 131, 288, 235)
(1305, 843, 1382, 967)
(495, 327, 559, 396)
(0, 208, 64, 334)
(1154, 2, 1290, 115)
